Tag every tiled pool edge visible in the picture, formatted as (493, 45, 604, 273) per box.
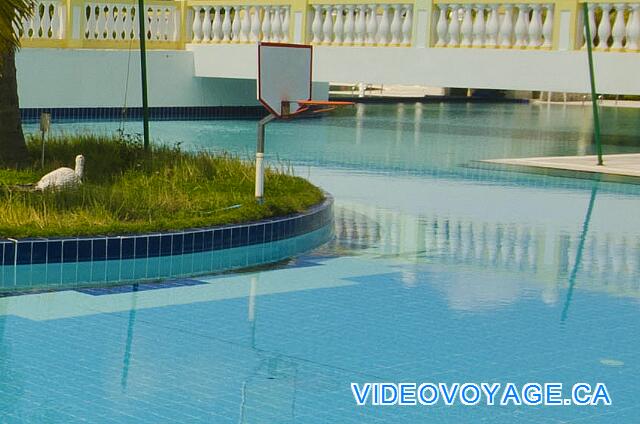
(0, 196, 334, 291)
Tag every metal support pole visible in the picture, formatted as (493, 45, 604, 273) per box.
(138, 0, 150, 151)
(582, 2, 603, 166)
(256, 114, 276, 203)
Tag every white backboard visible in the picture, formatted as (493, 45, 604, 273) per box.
(258, 43, 312, 117)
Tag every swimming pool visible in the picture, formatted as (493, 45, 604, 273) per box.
(4, 103, 639, 422)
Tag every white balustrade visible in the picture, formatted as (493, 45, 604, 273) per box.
(434, 3, 555, 49)
(310, 3, 414, 46)
(21, 0, 66, 40)
(580, 3, 640, 51)
(190, 4, 290, 44)
(81, 3, 178, 42)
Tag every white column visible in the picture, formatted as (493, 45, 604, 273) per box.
(435, 4, 448, 47)
(311, 5, 323, 43)
(627, 5, 640, 51)
(50, 2, 62, 39)
(282, 7, 290, 42)
(472, 5, 485, 47)
(334, 5, 344, 45)
(192, 6, 202, 42)
(377, 5, 390, 45)
(240, 6, 251, 42)
(355, 5, 366, 45)
(485, 4, 499, 48)
(499, 4, 513, 48)
(250, 6, 261, 42)
(212, 6, 222, 42)
(401, 5, 412, 46)
(447, 5, 460, 47)
(611, 4, 626, 50)
(322, 5, 333, 45)
(460, 5, 473, 47)
(366, 4, 378, 45)
(261, 6, 272, 42)
(222, 6, 232, 42)
(542, 4, 554, 48)
(85, 5, 96, 39)
(390, 5, 402, 45)
(202, 6, 212, 42)
(514, 4, 528, 48)
(231, 7, 241, 42)
(96, 4, 106, 39)
(271, 6, 282, 42)
(344, 5, 355, 45)
(528, 4, 543, 48)
(42, 2, 52, 39)
(584, 3, 596, 48)
(597, 4, 612, 50)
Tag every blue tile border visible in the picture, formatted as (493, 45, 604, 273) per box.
(20, 106, 267, 123)
(1, 195, 333, 267)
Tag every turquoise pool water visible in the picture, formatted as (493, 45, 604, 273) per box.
(5, 103, 640, 422)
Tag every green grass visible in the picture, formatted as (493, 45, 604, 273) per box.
(0, 133, 324, 238)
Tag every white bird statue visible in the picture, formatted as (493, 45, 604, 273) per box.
(35, 155, 85, 191)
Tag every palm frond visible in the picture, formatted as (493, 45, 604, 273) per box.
(0, 0, 35, 54)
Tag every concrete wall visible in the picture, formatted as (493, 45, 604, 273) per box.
(190, 44, 640, 95)
(16, 48, 260, 109)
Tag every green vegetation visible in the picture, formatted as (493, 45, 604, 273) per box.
(0, 133, 324, 238)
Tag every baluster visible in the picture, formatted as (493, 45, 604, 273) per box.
(240, 7, 251, 42)
(390, 5, 402, 45)
(41, 1, 51, 38)
(133, 6, 140, 39)
(378, 5, 391, 45)
(192, 7, 203, 42)
(366, 4, 378, 45)
(123, 7, 133, 40)
(202, 7, 212, 42)
(212, 7, 222, 42)
(51, 2, 61, 39)
(611, 4, 626, 50)
(173, 8, 180, 41)
(542, 4, 554, 48)
(262, 6, 272, 42)
(222, 6, 232, 42)
(448, 5, 460, 47)
(271, 6, 282, 42)
(231, 7, 241, 42)
(401, 5, 412, 46)
(472, 5, 485, 47)
(311, 5, 323, 44)
(155, 7, 167, 41)
(31, 3, 41, 38)
(435, 4, 448, 47)
(583, 3, 596, 48)
(355, 5, 366, 45)
(597, 4, 612, 50)
(627, 5, 640, 51)
(485, 4, 499, 48)
(282, 7, 290, 42)
(113, 5, 123, 40)
(322, 5, 333, 45)
(250, 6, 261, 42)
(514, 4, 528, 48)
(528, 4, 543, 48)
(147, 7, 157, 40)
(344, 5, 355, 45)
(99, 5, 109, 39)
(499, 4, 514, 48)
(460, 5, 473, 47)
(333, 5, 344, 45)
(109, 5, 118, 39)
(84, 5, 94, 39)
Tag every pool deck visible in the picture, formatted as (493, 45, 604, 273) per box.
(483, 153, 640, 178)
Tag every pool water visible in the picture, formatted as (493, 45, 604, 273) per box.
(4, 103, 640, 423)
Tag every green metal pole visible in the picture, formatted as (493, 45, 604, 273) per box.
(137, 0, 150, 151)
(582, 2, 603, 166)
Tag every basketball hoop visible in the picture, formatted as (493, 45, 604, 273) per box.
(254, 42, 354, 202)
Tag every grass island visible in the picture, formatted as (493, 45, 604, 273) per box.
(0, 134, 324, 239)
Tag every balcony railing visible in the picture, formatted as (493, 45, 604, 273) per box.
(17, 0, 640, 52)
